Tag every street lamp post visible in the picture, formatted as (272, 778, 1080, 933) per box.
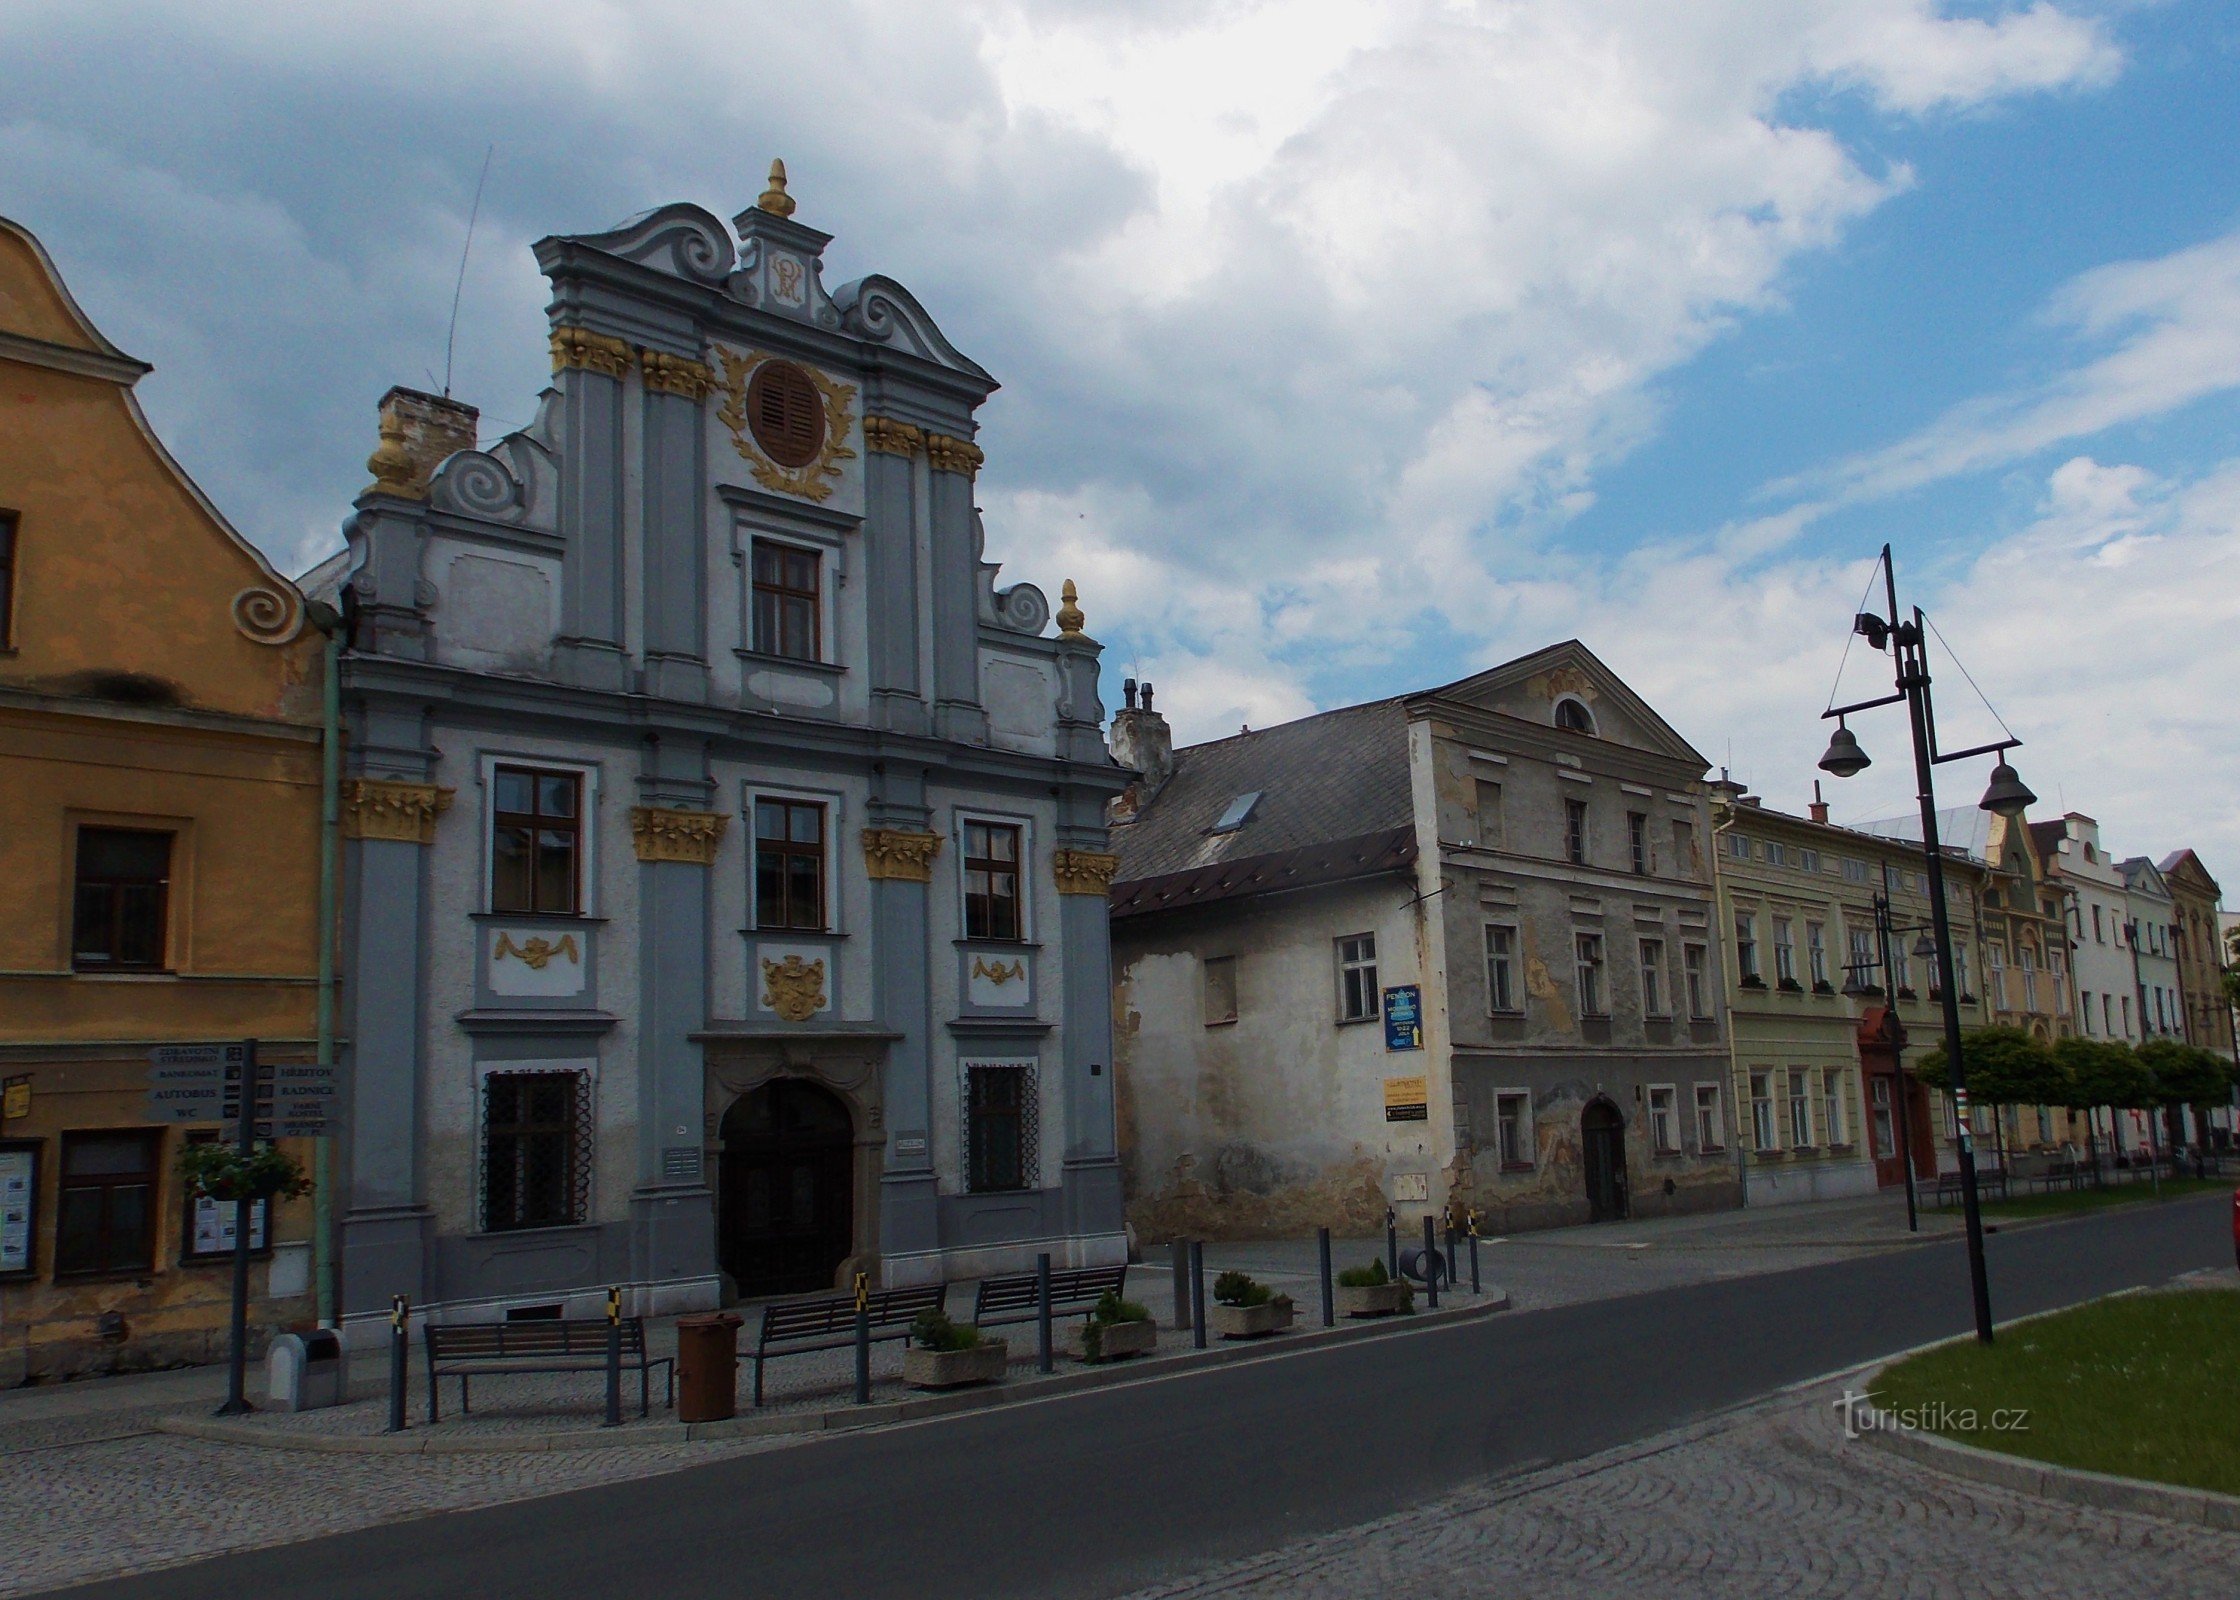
(1818, 544, 2035, 1345)
(1866, 882, 1940, 1236)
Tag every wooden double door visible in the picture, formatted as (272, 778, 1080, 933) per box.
(1582, 1099, 1629, 1223)
(719, 1079, 855, 1298)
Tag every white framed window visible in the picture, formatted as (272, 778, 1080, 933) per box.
(1684, 944, 1710, 1018)
(1847, 925, 1876, 989)
(1336, 933, 1378, 1022)
(1822, 1068, 1848, 1145)
(1649, 1085, 1678, 1154)
(1765, 841, 1789, 868)
(1799, 848, 1821, 873)
(1565, 798, 1589, 865)
(1734, 912, 1760, 982)
(1627, 812, 1649, 875)
(1843, 857, 1869, 884)
(1807, 921, 1828, 987)
(956, 809, 1033, 943)
(479, 754, 601, 917)
(1495, 1090, 1534, 1167)
(1694, 1083, 1724, 1151)
(1953, 944, 1972, 997)
(1750, 1071, 1777, 1150)
(1788, 1067, 1814, 1148)
(1575, 932, 1606, 1016)
(1202, 955, 1238, 1026)
(1728, 833, 1751, 861)
(1639, 938, 1666, 1016)
(1485, 924, 1518, 1013)
(1773, 917, 1797, 984)
(747, 783, 843, 933)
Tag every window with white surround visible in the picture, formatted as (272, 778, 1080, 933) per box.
(1953, 944, 1971, 997)
(1496, 1091, 1533, 1167)
(1565, 799, 1588, 865)
(1750, 1071, 1776, 1150)
(1807, 921, 1828, 987)
(1639, 938, 1666, 1015)
(1847, 925, 1876, 990)
(1734, 912, 1760, 982)
(1628, 812, 1649, 875)
(1649, 1085, 1678, 1154)
(1485, 924, 1518, 1013)
(1799, 848, 1821, 873)
(1575, 932, 1606, 1016)
(962, 817, 1026, 942)
(484, 759, 596, 917)
(1788, 1067, 1814, 1147)
(1773, 917, 1797, 984)
(1822, 1068, 1847, 1145)
(1336, 933, 1378, 1022)
(1684, 944, 1709, 1017)
(1843, 857, 1869, 883)
(1694, 1083, 1724, 1151)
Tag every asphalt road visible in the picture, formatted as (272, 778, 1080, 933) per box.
(46, 1193, 2233, 1600)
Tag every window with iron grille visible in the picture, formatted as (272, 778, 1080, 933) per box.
(491, 767, 582, 915)
(965, 1062, 1038, 1193)
(0, 509, 16, 650)
(1336, 934, 1377, 1022)
(754, 798, 826, 929)
(963, 820, 1023, 941)
(750, 540, 820, 661)
(72, 827, 172, 971)
(55, 1129, 161, 1276)
(481, 1071, 593, 1232)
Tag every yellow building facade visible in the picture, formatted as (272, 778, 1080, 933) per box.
(0, 217, 325, 1380)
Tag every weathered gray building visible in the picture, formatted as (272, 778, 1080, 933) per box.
(311, 169, 1128, 1331)
(1108, 643, 1738, 1239)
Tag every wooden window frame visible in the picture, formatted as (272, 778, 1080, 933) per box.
(1693, 1083, 1725, 1152)
(962, 819, 1024, 943)
(489, 766, 583, 917)
(1648, 1085, 1679, 1155)
(53, 1128, 162, 1278)
(1564, 798, 1588, 866)
(70, 826, 174, 972)
(753, 797, 828, 931)
(1627, 811, 1649, 875)
(1684, 942, 1711, 1018)
(750, 538, 822, 662)
(1638, 937, 1666, 1016)
(1485, 924, 1519, 1014)
(1336, 934, 1378, 1023)
(1574, 931, 1606, 1017)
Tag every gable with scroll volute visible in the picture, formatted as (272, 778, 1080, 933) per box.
(0, 216, 316, 724)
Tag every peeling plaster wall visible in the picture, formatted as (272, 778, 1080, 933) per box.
(1113, 877, 1435, 1241)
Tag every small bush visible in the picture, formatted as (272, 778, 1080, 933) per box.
(910, 1309, 982, 1352)
(1089, 1290, 1150, 1326)
(1213, 1270, 1272, 1308)
(1336, 1260, 1390, 1289)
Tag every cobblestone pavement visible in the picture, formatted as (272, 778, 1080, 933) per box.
(1114, 1377, 2240, 1600)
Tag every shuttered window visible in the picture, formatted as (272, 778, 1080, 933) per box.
(746, 361, 825, 467)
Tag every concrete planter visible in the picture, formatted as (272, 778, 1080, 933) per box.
(1336, 1282, 1410, 1318)
(903, 1337, 1009, 1390)
(1210, 1300, 1295, 1339)
(1070, 1318, 1157, 1363)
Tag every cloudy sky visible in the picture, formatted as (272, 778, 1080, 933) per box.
(6, 1, 2236, 884)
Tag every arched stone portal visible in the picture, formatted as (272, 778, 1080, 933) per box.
(719, 1079, 856, 1297)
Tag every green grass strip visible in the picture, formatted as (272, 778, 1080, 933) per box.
(1979, 1176, 2229, 1220)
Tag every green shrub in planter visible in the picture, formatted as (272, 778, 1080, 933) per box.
(1336, 1260, 1389, 1288)
(910, 1309, 982, 1352)
(1212, 1270, 1272, 1307)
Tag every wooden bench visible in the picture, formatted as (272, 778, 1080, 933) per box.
(972, 1263, 1129, 1330)
(423, 1317, 673, 1423)
(751, 1283, 948, 1406)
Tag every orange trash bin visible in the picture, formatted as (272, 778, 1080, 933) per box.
(675, 1312, 744, 1423)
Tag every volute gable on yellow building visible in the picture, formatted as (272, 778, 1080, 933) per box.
(0, 218, 311, 722)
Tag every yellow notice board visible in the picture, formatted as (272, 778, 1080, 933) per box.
(1383, 1075, 1429, 1122)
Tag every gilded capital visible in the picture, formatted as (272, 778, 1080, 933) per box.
(640, 350, 715, 401)
(862, 828, 943, 883)
(341, 780, 453, 844)
(630, 806, 729, 865)
(550, 325, 632, 379)
(863, 415, 925, 457)
(924, 433, 984, 478)
(1053, 848, 1122, 897)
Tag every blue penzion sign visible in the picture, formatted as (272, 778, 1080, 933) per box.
(1383, 985, 1423, 1051)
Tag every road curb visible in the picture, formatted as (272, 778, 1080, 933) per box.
(153, 1289, 1511, 1455)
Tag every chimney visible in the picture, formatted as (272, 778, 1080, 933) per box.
(1108, 675, 1174, 802)
(1707, 767, 1747, 809)
(364, 386, 479, 500)
(1809, 780, 1830, 826)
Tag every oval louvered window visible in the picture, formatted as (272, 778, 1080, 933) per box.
(746, 360, 825, 468)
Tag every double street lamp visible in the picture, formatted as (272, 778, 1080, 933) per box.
(1817, 544, 2036, 1345)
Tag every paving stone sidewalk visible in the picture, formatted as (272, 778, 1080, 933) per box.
(1116, 1376, 2240, 1599)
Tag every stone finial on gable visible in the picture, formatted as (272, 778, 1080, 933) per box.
(757, 159, 796, 218)
(1056, 579, 1088, 640)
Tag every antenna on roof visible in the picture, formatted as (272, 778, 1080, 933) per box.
(442, 144, 495, 399)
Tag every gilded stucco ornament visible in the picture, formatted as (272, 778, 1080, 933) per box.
(760, 954, 827, 1021)
(924, 432, 983, 478)
(757, 158, 797, 218)
(713, 345, 857, 502)
(1052, 849, 1122, 897)
(862, 415, 925, 457)
(640, 349, 715, 401)
(862, 828, 942, 883)
(549, 325, 632, 379)
(630, 806, 729, 864)
(340, 780, 453, 844)
(493, 933, 580, 971)
(1055, 579, 1088, 641)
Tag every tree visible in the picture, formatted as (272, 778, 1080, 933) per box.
(2138, 1038, 2234, 1154)
(1913, 1026, 2066, 1165)
(2054, 1037, 2151, 1184)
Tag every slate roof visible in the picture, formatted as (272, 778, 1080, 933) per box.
(1109, 698, 1415, 904)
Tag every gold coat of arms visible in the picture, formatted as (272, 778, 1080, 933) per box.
(760, 954, 828, 1021)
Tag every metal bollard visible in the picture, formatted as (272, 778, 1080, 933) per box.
(1422, 1216, 1440, 1309)
(387, 1296, 408, 1433)
(1386, 1207, 1398, 1279)
(1468, 1211, 1482, 1296)
(1036, 1252, 1054, 1374)
(604, 1286, 623, 1428)
(1172, 1239, 1192, 1331)
(1443, 1221, 1457, 1291)
(853, 1272, 871, 1405)
(1189, 1241, 1207, 1349)
(1317, 1227, 1334, 1327)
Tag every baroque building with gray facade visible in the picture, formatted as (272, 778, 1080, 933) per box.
(309, 168, 1128, 1331)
